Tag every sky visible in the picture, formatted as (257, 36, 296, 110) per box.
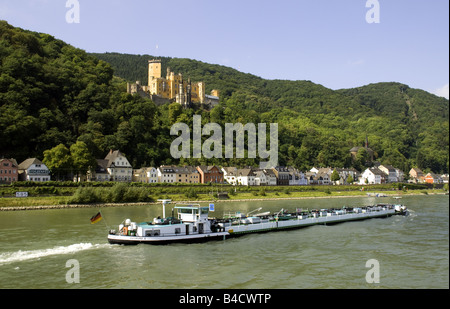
(1, 0, 449, 99)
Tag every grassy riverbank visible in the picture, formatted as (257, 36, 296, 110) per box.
(0, 181, 446, 210)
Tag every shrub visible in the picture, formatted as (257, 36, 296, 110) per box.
(110, 183, 127, 203)
(185, 188, 198, 199)
(68, 187, 102, 204)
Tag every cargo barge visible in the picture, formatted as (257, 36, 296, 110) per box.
(107, 200, 408, 245)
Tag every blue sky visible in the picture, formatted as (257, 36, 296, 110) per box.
(1, 0, 448, 98)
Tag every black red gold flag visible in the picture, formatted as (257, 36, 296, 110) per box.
(90, 212, 102, 224)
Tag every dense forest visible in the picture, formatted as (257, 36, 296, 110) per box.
(1, 21, 448, 175)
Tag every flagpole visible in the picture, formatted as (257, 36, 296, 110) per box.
(98, 209, 110, 231)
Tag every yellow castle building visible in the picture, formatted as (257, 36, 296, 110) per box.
(148, 59, 205, 105)
(127, 59, 219, 108)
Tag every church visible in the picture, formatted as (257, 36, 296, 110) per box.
(350, 136, 374, 162)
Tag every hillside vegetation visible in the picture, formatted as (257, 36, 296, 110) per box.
(1, 21, 448, 174)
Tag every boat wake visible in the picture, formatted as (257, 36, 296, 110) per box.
(0, 243, 110, 265)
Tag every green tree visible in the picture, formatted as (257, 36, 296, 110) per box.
(168, 103, 183, 124)
(347, 175, 354, 184)
(43, 144, 73, 180)
(331, 169, 340, 183)
(70, 141, 96, 182)
(355, 148, 370, 172)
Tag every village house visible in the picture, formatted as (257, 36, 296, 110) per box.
(305, 171, 316, 185)
(222, 167, 238, 185)
(316, 172, 331, 185)
(409, 168, 425, 183)
(378, 165, 398, 183)
(254, 170, 267, 186)
(288, 167, 308, 186)
(132, 168, 146, 183)
(424, 173, 443, 184)
(254, 169, 277, 186)
(89, 150, 132, 182)
(272, 166, 290, 186)
(132, 167, 158, 183)
(0, 158, 19, 184)
(318, 168, 333, 185)
(158, 165, 176, 183)
(197, 166, 224, 184)
(359, 167, 387, 185)
(174, 166, 200, 184)
(18, 158, 51, 182)
(107, 150, 133, 182)
(334, 168, 360, 185)
(264, 169, 278, 186)
(236, 168, 256, 186)
(306, 168, 331, 185)
(147, 167, 159, 183)
(88, 160, 109, 182)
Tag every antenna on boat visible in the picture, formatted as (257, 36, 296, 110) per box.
(157, 199, 172, 218)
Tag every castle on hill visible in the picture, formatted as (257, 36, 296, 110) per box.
(127, 59, 219, 108)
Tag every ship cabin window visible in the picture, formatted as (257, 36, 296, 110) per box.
(175, 228, 181, 234)
(146, 230, 160, 237)
(178, 208, 197, 215)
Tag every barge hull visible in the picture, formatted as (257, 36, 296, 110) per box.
(108, 232, 229, 245)
(226, 210, 396, 236)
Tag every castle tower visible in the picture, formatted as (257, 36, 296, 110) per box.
(186, 78, 192, 108)
(198, 82, 205, 104)
(148, 59, 162, 86)
(177, 77, 184, 105)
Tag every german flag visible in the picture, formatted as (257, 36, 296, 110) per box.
(90, 212, 103, 224)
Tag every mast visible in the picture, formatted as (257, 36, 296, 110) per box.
(157, 199, 172, 218)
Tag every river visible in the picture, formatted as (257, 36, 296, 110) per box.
(0, 195, 448, 289)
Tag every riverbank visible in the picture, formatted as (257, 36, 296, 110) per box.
(0, 189, 445, 211)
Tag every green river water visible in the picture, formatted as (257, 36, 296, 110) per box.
(0, 195, 448, 289)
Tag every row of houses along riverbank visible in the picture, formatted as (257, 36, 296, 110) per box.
(1, 150, 448, 186)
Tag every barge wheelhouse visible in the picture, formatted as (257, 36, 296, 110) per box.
(107, 203, 228, 245)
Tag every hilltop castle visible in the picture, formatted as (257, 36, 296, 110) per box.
(127, 59, 219, 108)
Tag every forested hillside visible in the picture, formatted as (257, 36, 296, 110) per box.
(1, 21, 448, 174)
(90, 52, 450, 174)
